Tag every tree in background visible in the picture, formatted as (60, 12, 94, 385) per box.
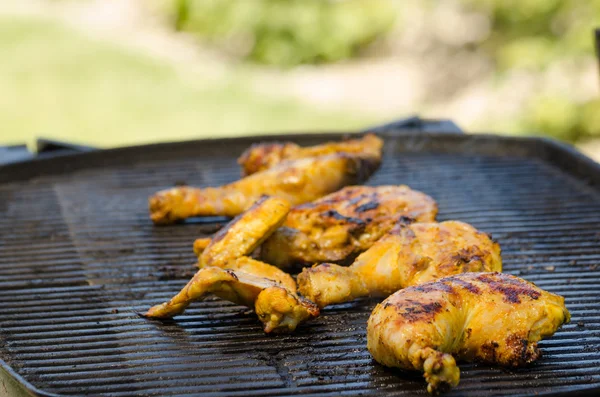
(458, 0, 599, 141)
(165, 0, 599, 142)
(171, 0, 395, 67)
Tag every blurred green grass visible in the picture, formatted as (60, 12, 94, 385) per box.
(0, 15, 374, 149)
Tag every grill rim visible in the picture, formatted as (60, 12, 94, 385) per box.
(1, 131, 599, 189)
(1, 129, 600, 397)
(0, 358, 61, 397)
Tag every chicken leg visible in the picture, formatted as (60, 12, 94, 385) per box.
(298, 221, 502, 308)
(149, 153, 381, 224)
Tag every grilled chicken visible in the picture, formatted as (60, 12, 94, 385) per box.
(197, 196, 290, 268)
(192, 237, 211, 256)
(259, 185, 438, 268)
(149, 153, 381, 224)
(367, 272, 570, 394)
(145, 260, 317, 333)
(298, 221, 501, 308)
(238, 133, 383, 176)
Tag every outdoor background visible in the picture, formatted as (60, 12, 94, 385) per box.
(1, 0, 599, 159)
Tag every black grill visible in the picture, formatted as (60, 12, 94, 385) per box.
(1, 131, 600, 396)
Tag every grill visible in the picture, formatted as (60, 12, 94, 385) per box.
(1, 130, 600, 396)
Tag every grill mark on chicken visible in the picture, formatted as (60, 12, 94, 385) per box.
(412, 282, 456, 295)
(397, 215, 415, 225)
(401, 301, 444, 322)
(449, 278, 481, 294)
(477, 273, 541, 303)
(322, 210, 366, 225)
(355, 201, 379, 212)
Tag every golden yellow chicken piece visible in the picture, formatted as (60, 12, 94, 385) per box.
(197, 196, 290, 268)
(192, 237, 211, 256)
(145, 262, 317, 333)
(149, 153, 381, 224)
(367, 272, 570, 394)
(259, 185, 438, 268)
(237, 133, 383, 176)
(298, 221, 501, 307)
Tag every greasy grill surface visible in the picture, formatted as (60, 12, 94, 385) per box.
(1, 133, 600, 396)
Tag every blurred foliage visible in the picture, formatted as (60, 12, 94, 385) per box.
(459, 0, 600, 141)
(168, 0, 395, 67)
(0, 16, 374, 148)
(459, 0, 599, 70)
(163, 0, 598, 141)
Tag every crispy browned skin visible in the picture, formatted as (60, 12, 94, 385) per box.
(149, 153, 381, 224)
(298, 221, 502, 307)
(259, 185, 438, 268)
(198, 196, 290, 268)
(145, 265, 318, 333)
(367, 272, 570, 394)
(238, 133, 383, 176)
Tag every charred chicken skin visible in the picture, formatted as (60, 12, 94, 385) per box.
(367, 272, 570, 394)
(149, 153, 381, 224)
(238, 133, 383, 176)
(259, 185, 438, 268)
(298, 221, 501, 308)
(145, 261, 317, 333)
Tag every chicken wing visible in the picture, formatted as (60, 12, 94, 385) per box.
(238, 133, 383, 175)
(259, 185, 438, 268)
(298, 221, 501, 308)
(149, 153, 381, 224)
(145, 263, 317, 333)
(367, 272, 570, 394)
(197, 196, 290, 268)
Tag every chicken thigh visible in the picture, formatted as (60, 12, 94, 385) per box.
(367, 272, 570, 394)
(260, 185, 438, 268)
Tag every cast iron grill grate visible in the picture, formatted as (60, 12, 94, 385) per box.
(1, 132, 600, 396)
